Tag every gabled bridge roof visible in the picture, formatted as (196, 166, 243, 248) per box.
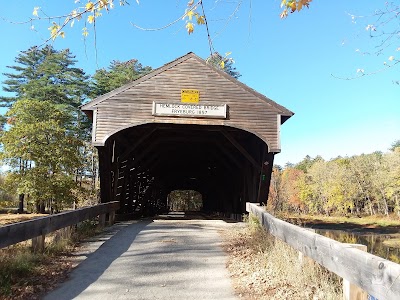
(82, 52, 293, 153)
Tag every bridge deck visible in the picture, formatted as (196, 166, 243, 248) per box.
(44, 217, 237, 300)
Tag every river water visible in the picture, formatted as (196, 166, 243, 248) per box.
(313, 228, 400, 263)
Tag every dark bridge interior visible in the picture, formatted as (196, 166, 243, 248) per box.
(97, 123, 274, 218)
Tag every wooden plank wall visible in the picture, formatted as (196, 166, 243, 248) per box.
(246, 203, 400, 300)
(92, 57, 280, 151)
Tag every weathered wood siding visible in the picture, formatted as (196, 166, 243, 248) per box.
(86, 54, 290, 153)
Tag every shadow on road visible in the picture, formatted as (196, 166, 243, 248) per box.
(44, 220, 152, 300)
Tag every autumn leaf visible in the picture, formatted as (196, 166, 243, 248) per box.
(186, 22, 194, 34)
(99, 0, 108, 8)
(281, 0, 312, 18)
(85, 2, 94, 11)
(87, 15, 95, 24)
(71, 9, 81, 20)
(297, 1, 303, 11)
(187, 10, 195, 21)
(280, 9, 288, 19)
(32, 7, 40, 17)
(196, 15, 205, 25)
(300, 0, 312, 8)
(289, 1, 296, 12)
(48, 22, 61, 40)
(82, 27, 89, 37)
(7, 117, 15, 125)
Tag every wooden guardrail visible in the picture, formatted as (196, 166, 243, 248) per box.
(0, 201, 120, 249)
(246, 202, 400, 300)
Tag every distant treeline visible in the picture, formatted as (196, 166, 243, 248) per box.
(268, 143, 400, 216)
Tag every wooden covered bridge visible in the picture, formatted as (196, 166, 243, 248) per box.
(81, 52, 293, 217)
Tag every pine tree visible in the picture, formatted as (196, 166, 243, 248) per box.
(1, 46, 91, 212)
(206, 52, 241, 79)
(1, 45, 92, 143)
(1, 45, 89, 108)
(91, 59, 152, 97)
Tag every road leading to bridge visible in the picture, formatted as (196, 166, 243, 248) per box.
(44, 216, 238, 300)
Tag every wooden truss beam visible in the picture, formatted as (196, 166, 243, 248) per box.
(220, 129, 261, 171)
(120, 128, 157, 161)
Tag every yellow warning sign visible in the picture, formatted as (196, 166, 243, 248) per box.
(181, 89, 200, 103)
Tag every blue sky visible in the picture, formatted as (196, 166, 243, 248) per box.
(0, 1, 399, 166)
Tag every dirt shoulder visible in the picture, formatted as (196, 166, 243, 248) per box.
(220, 219, 341, 300)
(0, 216, 99, 300)
(0, 213, 47, 226)
(0, 246, 79, 300)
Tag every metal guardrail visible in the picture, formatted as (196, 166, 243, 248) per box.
(246, 202, 400, 300)
(0, 201, 120, 249)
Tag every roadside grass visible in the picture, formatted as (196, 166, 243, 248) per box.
(0, 219, 101, 299)
(0, 213, 47, 226)
(0, 245, 43, 297)
(383, 238, 400, 249)
(223, 214, 342, 300)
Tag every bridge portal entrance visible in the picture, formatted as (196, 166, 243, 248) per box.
(168, 190, 202, 212)
(82, 53, 293, 218)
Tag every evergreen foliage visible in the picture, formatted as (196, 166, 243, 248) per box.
(1, 45, 89, 108)
(390, 140, 400, 151)
(91, 59, 152, 97)
(0, 47, 156, 212)
(206, 52, 241, 79)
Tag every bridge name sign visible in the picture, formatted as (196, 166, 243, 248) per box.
(152, 102, 227, 119)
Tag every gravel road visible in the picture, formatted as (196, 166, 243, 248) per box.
(44, 216, 238, 300)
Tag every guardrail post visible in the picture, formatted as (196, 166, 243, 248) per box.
(32, 234, 45, 253)
(98, 213, 106, 228)
(62, 226, 72, 239)
(108, 211, 116, 225)
(343, 244, 368, 300)
(54, 226, 72, 243)
(298, 228, 315, 266)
